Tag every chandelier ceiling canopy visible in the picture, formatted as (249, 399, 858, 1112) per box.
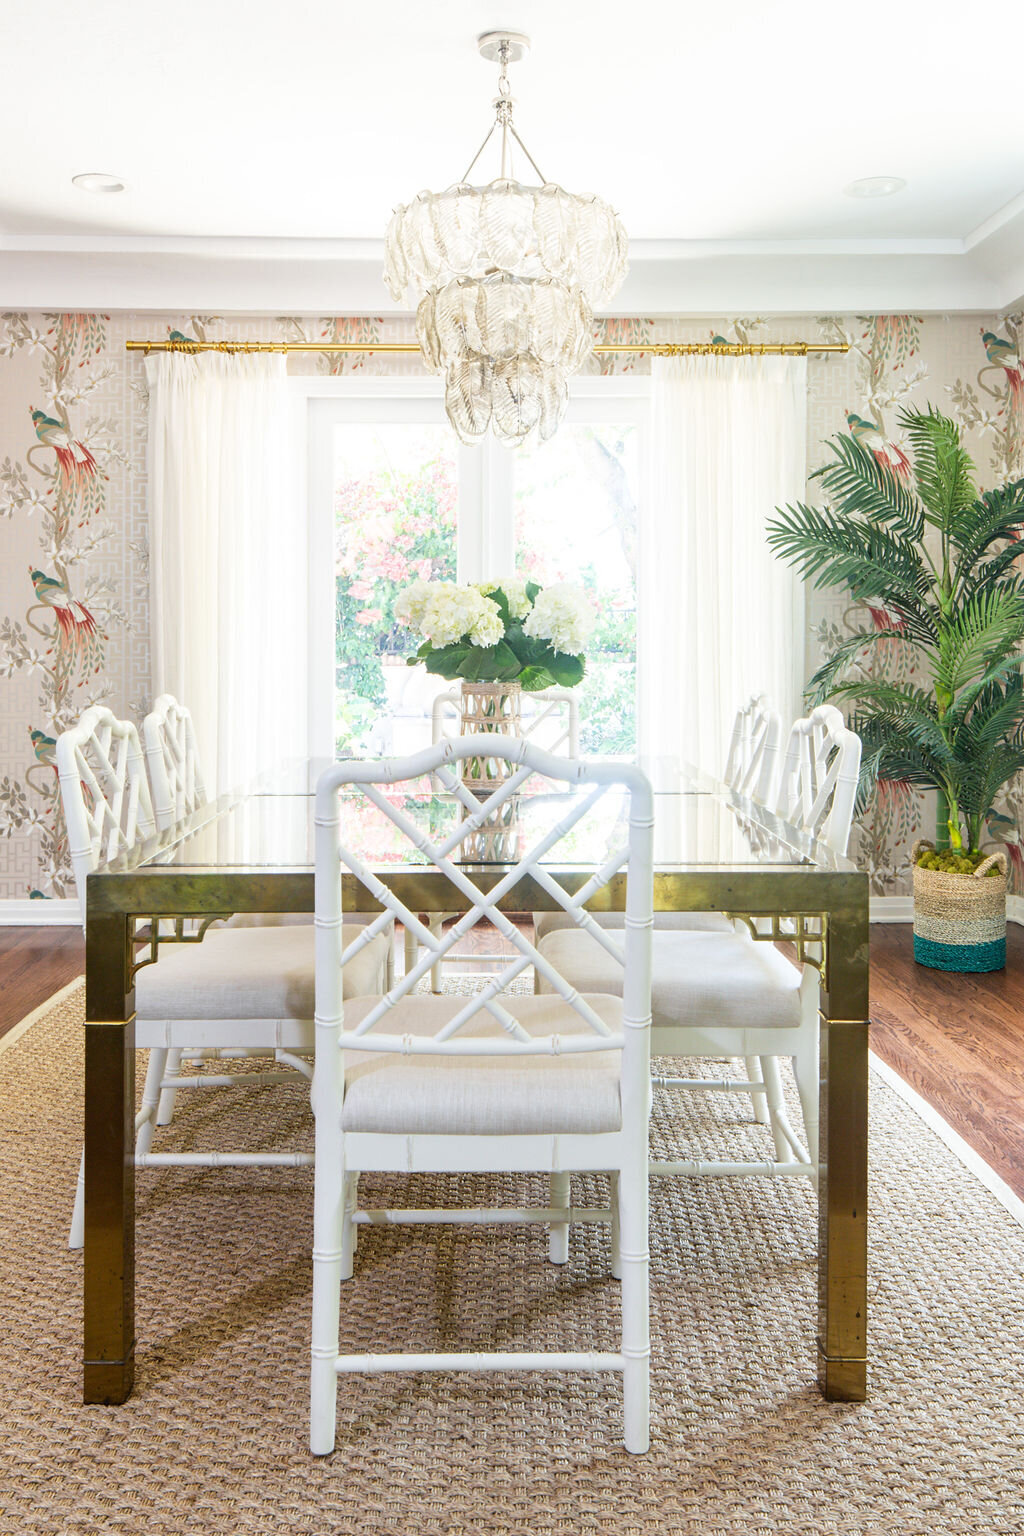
(383, 31, 629, 447)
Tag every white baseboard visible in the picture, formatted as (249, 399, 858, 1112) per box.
(0, 899, 81, 926)
(869, 895, 914, 922)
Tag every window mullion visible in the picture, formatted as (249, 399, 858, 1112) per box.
(456, 439, 515, 582)
(481, 437, 515, 581)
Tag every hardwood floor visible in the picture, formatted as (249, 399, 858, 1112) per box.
(870, 922, 1024, 1201)
(0, 926, 84, 1040)
(2, 920, 1021, 1200)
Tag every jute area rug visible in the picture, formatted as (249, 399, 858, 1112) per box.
(2, 977, 1023, 1536)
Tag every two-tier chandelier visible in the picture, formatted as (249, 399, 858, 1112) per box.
(383, 32, 628, 447)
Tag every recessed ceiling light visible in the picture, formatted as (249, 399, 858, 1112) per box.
(72, 172, 126, 194)
(844, 176, 906, 199)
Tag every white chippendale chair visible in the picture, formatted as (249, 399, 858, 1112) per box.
(310, 738, 653, 1455)
(141, 692, 396, 1126)
(534, 705, 861, 1181)
(724, 693, 783, 804)
(413, 686, 584, 991)
(142, 693, 206, 828)
(58, 705, 390, 1247)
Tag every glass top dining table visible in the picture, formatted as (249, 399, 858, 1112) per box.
(81, 757, 870, 1408)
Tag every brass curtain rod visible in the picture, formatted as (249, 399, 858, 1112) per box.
(125, 339, 849, 357)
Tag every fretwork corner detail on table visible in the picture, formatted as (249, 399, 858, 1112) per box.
(725, 910, 827, 975)
(129, 915, 232, 984)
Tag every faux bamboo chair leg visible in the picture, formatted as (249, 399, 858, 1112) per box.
(758, 1055, 796, 1164)
(746, 1054, 770, 1124)
(609, 1171, 622, 1280)
(403, 924, 418, 977)
(156, 1047, 183, 1125)
(68, 1152, 85, 1250)
(619, 1150, 650, 1454)
(548, 1172, 570, 1264)
(135, 1048, 169, 1157)
(791, 974, 821, 1167)
(429, 916, 444, 993)
(341, 1172, 358, 1282)
(310, 1117, 344, 1455)
(792, 1038, 819, 1171)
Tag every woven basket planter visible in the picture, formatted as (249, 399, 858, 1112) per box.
(912, 839, 1008, 972)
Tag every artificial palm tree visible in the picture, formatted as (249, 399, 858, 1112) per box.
(766, 405, 1024, 857)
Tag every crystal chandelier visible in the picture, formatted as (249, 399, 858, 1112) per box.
(383, 32, 628, 447)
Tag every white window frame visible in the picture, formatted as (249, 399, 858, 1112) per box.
(292, 373, 649, 757)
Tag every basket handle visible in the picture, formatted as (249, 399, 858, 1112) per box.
(974, 850, 1007, 879)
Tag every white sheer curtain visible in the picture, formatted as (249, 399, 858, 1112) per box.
(146, 352, 306, 795)
(638, 353, 807, 775)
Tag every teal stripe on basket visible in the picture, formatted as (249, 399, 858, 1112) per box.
(913, 934, 1006, 973)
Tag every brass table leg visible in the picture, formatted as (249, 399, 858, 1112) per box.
(84, 910, 136, 1404)
(817, 888, 870, 1401)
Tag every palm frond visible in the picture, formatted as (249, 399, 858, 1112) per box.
(766, 503, 933, 608)
(950, 481, 1024, 585)
(835, 686, 951, 760)
(896, 405, 978, 526)
(960, 541, 1024, 599)
(952, 672, 1024, 741)
(811, 432, 924, 540)
(804, 627, 912, 704)
(851, 714, 950, 812)
(935, 587, 1024, 701)
(948, 649, 1024, 727)
(956, 744, 1024, 820)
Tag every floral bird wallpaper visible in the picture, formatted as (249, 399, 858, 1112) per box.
(1, 307, 1021, 903)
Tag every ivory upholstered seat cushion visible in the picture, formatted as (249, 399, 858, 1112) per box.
(536, 930, 801, 1033)
(533, 909, 733, 942)
(338, 994, 624, 1136)
(135, 925, 388, 1020)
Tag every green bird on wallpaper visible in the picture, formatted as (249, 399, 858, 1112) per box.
(981, 331, 1024, 398)
(28, 567, 100, 674)
(29, 728, 57, 767)
(26, 728, 57, 794)
(30, 406, 99, 494)
(845, 411, 911, 478)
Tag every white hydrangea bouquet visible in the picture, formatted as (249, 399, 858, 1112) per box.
(395, 577, 595, 690)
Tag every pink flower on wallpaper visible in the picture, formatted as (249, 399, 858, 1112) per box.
(347, 579, 375, 599)
(354, 608, 383, 625)
(415, 558, 433, 579)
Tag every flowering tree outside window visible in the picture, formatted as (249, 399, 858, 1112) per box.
(334, 442, 456, 750)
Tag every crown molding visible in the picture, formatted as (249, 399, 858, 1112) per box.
(0, 230, 1018, 315)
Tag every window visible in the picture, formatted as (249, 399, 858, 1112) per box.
(306, 380, 647, 759)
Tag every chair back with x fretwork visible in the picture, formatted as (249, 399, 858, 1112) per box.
(431, 687, 581, 758)
(724, 694, 782, 805)
(774, 704, 861, 856)
(142, 693, 207, 830)
(311, 738, 653, 1456)
(56, 704, 157, 923)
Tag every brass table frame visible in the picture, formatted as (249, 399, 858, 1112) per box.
(83, 860, 869, 1406)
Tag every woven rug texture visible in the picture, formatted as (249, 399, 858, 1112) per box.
(2, 977, 1023, 1536)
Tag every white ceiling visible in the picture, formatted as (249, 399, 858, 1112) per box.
(2, 0, 1023, 313)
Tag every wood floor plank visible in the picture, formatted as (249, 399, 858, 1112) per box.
(870, 923, 1024, 1200)
(0, 927, 84, 1040)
